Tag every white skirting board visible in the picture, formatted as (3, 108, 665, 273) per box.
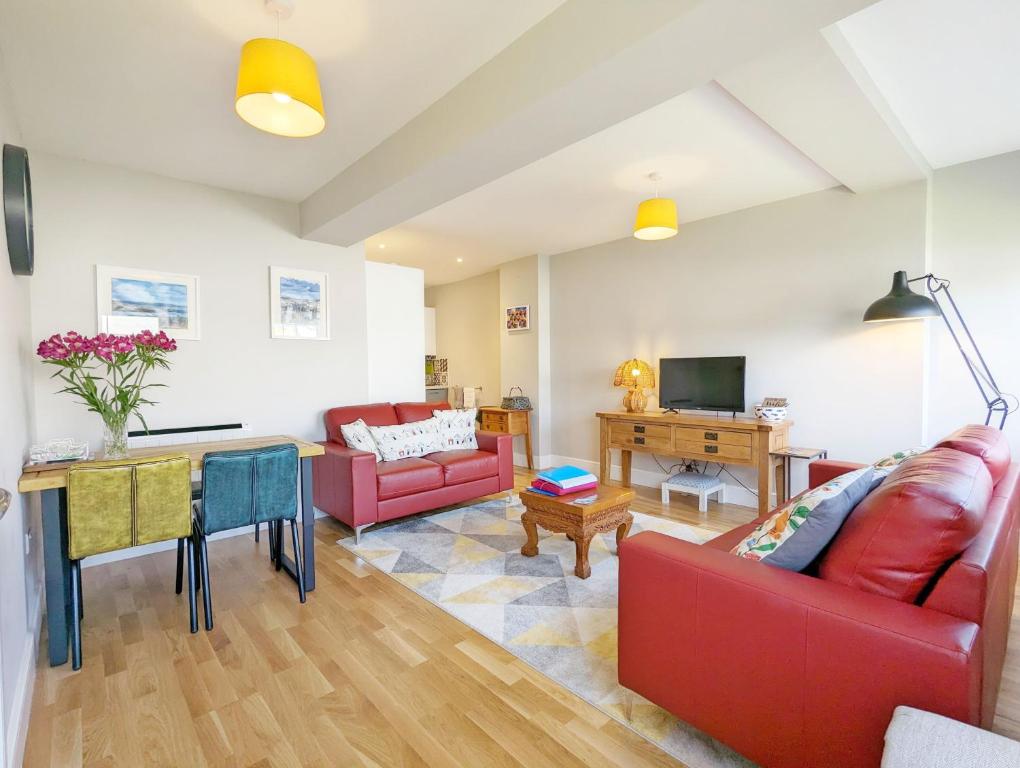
(8, 590, 42, 768)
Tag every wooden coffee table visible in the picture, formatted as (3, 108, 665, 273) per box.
(519, 485, 636, 578)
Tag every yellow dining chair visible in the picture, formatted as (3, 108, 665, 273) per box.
(66, 452, 196, 670)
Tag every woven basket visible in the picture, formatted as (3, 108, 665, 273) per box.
(501, 386, 532, 410)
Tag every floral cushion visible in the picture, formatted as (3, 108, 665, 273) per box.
(872, 447, 927, 479)
(731, 466, 875, 571)
(339, 419, 381, 461)
(433, 408, 478, 451)
(369, 417, 443, 461)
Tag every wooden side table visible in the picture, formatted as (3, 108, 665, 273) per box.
(519, 486, 635, 578)
(479, 406, 533, 469)
(770, 446, 828, 505)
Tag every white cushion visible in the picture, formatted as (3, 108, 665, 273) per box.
(433, 408, 478, 451)
(369, 417, 443, 462)
(339, 418, 380, 461)
(882, 706, 1020, 768)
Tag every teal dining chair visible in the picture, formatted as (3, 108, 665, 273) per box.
(178, 443, 305, 631)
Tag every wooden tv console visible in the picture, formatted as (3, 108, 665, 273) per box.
(596, 410, 792, 516)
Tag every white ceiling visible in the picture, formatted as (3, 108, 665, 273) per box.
(0, 0, 563, 201)
(837, 0, 1020, 169)
(368, 83, 839, 285)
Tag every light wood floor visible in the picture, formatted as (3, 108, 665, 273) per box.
(22, 469, 1020, 767)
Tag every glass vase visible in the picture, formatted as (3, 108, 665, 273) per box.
(102, 414, 130, 459)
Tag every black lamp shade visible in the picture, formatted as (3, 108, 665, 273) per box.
(863, 271, 941, 322)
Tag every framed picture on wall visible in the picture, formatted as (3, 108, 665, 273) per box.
(96, 265, 200, 340)
(506, 304, 530, 332)
(270, 266, 330, 340)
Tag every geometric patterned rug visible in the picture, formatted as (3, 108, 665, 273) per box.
(339, 495, 755, 768)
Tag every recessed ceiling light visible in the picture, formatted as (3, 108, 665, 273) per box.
(456, 257, 463, 263)
(378, 243, 386, 249)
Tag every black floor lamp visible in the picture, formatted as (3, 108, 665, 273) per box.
(864, 271, 1011, 429)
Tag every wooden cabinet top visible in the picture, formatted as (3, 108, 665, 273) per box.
(596, 410, 791, 432)
(479, 406, 532, 414)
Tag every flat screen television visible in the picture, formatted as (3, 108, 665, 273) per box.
(659, 356, 746, 414)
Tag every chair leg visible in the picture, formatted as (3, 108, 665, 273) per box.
(289, 518, 306, 604)
(199, 533, 213, 631)
(185, 537, 198, 633)
(77, 564, 84, 620)
(274, 520, 283, 572)
(267, 519, 278, 562)
(254, 521, 260, 542)
(175, 537, 184, 595)
(70, 560, 82, 670)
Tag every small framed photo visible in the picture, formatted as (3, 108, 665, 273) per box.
(505, 304, 530, 332)
(96, 265, 200, 340)
(270, 266, 330, 340)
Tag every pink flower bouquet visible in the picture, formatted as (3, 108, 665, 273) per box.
(37, 330, 178, 457)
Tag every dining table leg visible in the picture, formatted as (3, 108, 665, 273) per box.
(42, 488, 72, 666)
(279, 456, 316, 592)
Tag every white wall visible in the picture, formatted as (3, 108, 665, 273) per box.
(424, 270, 502, 407)
(928, 150, 1020, 448)
(0, 56, 41, 768)
(550, 183, 929, 504)
(500, 255, 553, 465)
(29, 154, 371, 447)
(365, 261, 425, 403)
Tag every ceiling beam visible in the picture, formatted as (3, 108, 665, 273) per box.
(717, 29, 929, 193)
(300, 0, 881, 246)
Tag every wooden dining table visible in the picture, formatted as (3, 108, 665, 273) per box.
(18, 434, 325, 667)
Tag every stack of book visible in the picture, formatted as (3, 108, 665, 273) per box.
(528, 465, 598, 496)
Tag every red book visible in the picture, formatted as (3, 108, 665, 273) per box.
(530, 478, 597, 496)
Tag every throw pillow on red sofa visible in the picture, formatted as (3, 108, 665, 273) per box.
(819, 448, 992, 603)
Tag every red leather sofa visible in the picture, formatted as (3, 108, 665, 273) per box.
(312, 401, 513, 541)
(619, 425, 1019, 768)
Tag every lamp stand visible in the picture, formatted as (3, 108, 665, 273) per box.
(912, 274, 1010, 429)
(623, 387, 647, 413)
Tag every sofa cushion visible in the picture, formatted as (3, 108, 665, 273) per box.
(935, 424, 1010, 485)
(395, 401, 450, 424)
(375, 458, 444, 501)
(731, 467, 875, 571)
(424, 449, 498, 485)
(705, 521, 760, 553)
(434, 408, 478, 451)
(369, 418, 442, 461)
(819, 448, 992, 602)
(326, 403, 398, 445)
(338, 418, 381, 460)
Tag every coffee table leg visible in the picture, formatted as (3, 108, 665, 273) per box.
(574, 533, 593, 579)
(521, 511, 539, 557)
(615, 513, 633, 551)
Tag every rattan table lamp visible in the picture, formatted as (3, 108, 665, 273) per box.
(613, 359, 655, 413)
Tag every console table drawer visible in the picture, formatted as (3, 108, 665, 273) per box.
(675, 439, 752, 462)
(481, 413, 508, 432)
(674, 427, 752, 447)
(609, 423, 671, 451)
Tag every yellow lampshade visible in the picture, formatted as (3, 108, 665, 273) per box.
(633, 197, 678, 241)
(613, 359, 655, 389)
(235, 38, 325, 138)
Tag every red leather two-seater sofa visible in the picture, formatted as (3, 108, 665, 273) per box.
(619, 425, 1019, 768)
(312, 401, 513, 540)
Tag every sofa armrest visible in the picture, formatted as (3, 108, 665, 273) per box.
(619, 531, 981, 768)
(312, 441, 378, 529)
(808, 458, 868, 488)
(476, 430, 514, 491)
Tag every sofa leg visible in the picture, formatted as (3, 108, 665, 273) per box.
(354, 524, 372, 545)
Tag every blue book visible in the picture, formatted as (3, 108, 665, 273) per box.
(537, 465, 598, 489)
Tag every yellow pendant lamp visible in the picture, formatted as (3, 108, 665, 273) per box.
(633, 172, 678, 241)
(235, 2, 325, 138)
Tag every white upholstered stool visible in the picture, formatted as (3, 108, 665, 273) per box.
(661, 472, 726, 513)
